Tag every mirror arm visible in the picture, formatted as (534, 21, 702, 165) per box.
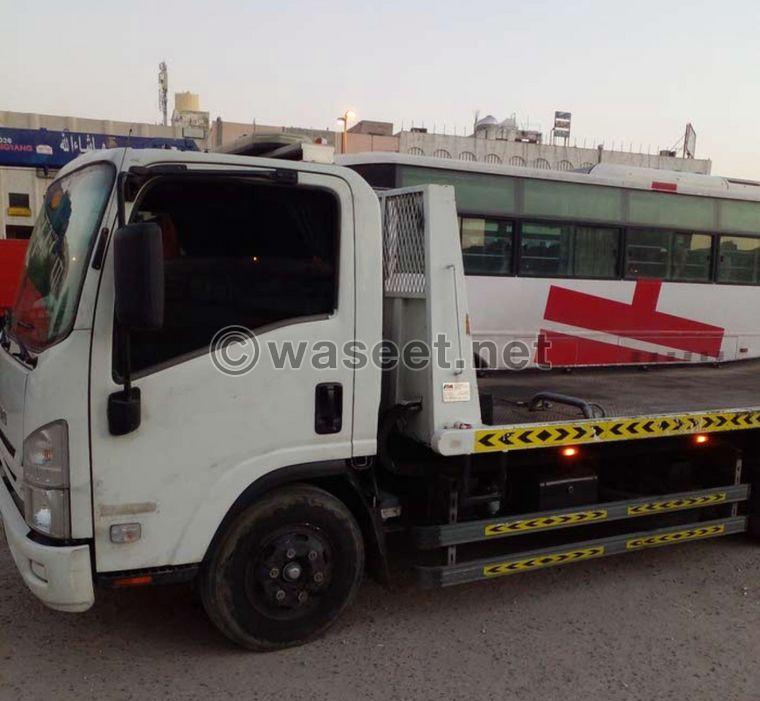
(121, 325, 132, 395)
(108, 324, 141, 436)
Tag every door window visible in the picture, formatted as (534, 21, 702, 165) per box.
(125, 177, 339, 373)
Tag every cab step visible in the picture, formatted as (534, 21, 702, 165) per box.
(412, 484, 749, 549)
(416, 516, 748, 587)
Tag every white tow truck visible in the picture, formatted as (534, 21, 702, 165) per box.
(1, 148, 759, 650)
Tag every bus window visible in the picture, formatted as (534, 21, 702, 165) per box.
(460, 217, 513, 275)
(626, 230, 713, 281)
(718, 236, 760, 284)
(574, 226, 619, 278)
(519, 222, 618, 278)
(520, 222, 573, 276)
(671, 233, 712, 281)
(625, 229, 669, 278)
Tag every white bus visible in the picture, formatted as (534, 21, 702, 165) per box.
(340, 153, 760, 369)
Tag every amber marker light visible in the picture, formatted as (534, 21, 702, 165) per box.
(693, 434, 709, 445)
(561, 447, 579, 457)
(112, 575, 153, 588)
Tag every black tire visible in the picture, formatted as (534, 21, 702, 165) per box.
(200, 484, 364, 651)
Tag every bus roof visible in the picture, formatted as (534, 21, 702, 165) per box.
(337, 152, 760, 203)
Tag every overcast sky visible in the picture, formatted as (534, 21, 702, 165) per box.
(2, 0, 758, 177)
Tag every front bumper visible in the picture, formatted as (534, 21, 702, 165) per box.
(0, 478, 94, 612)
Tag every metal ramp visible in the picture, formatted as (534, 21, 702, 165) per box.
(417, 516, 748, 587)
(413, 483, 751, 587)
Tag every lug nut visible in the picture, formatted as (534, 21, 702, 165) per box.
(269, 567, 280, 579)
(308, 550, 318, 561)
(314, 572, 325, 584)
(286, 548, 296, 559)
(297, 591, 308, 603)
(275, 589, 286, 602)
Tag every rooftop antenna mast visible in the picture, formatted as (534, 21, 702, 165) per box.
(158, 62, 168, 127)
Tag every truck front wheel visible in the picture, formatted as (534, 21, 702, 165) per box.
(200, 484, 364, 651)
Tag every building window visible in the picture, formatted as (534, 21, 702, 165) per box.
(533, 158, 551, 170)
(7, 192, 31, 217)
(557, 160, 574, 171)
(460, 217, 514, 275)
(520, 222, 619, 278)
(408, 147, 424, 156)
(625, 230, 712, 281)
(5, 225, 34, 240)
(485, 154, 502, 165)
(458, 151, 476, 162)
(717, 236, 760, 284)
(433, 149, 452, 159)
(509, 156, 525, 167)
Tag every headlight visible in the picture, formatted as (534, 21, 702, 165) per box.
(23, 420, 69, 488)
(22, 420, 70, 538)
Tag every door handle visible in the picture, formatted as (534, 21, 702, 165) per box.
(315, 382, 343, 434)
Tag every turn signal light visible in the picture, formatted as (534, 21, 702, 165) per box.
(561, 447, 579, 458)
(693, 434, 709, 445)
(112, 575, 153, 588)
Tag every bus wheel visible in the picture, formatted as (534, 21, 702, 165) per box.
(200, 484, 364, 651)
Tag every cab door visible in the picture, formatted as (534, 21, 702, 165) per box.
(88, 159, 357, 573)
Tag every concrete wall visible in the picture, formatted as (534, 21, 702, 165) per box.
(0, 110, 187, 141)
(210, 119, 337, 150)
(337, 133, 399, 154)
(397, 131, 712, 174)
(210, 119, 399, 155)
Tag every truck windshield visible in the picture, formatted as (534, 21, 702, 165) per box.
(9, 163, 114, 352)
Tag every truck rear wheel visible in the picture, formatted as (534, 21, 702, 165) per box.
(200, 484, 364, 651)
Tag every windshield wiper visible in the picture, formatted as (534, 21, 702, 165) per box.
(1, 310, 37, 368)
(12, 335, 37, 368)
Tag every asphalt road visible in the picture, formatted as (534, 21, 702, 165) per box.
(1, 529, 759, 701)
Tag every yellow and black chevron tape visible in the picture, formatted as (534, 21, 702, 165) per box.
(474, 410, 760, 453)
(483, 546, 605, 577)
(484, 509, 608, 536)
(628, 492, 727, 516)
(626, 524, 725, 550)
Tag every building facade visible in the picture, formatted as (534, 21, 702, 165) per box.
(397, 130, 712, 175)
(211, 115, 711, 175)
(0, 108, 200, 239)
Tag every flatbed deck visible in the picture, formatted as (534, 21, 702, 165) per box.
(431, 360, 760, 456)
(480, 359, 760, 425)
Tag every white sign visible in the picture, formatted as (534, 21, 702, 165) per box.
(442, 382, 471, 403)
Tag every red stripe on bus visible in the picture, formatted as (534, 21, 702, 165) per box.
(537, 329, 679, 366)
(651, 181, 678, 192)
(543, 280, 724, 358)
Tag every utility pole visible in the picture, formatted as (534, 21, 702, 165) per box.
(158, 62, 168, 127)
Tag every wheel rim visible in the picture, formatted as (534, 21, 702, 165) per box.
(245, 524, 333, 620)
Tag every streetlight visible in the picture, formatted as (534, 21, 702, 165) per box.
(336, 110, 356, 154)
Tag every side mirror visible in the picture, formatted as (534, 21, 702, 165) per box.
(109, 222, 164, 436)
(114, 222, 164, 329)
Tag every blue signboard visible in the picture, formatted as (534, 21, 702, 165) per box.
(0, 127, 199, 169)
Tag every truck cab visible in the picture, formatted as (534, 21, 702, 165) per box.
(0, 148, 387, 633)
